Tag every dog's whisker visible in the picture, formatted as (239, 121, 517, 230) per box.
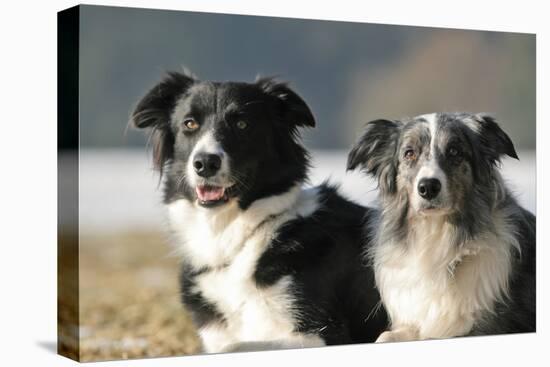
(230, 173, 250, 190)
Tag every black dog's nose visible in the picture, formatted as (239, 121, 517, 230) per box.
(193, 153, 222, 177)
(418, 178, 441, 200)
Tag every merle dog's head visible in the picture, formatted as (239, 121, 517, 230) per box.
(348, 112, 518, 225)
(131, 71, 315, 209)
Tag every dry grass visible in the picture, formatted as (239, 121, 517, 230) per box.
(62, 231, 201, 362)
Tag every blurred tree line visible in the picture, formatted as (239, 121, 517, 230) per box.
(76, 5, 535, 150)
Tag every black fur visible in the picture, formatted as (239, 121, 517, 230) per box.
(179, 265, 226, 329)
(254, 185, 387, 343)
(132, 72, 194, 175)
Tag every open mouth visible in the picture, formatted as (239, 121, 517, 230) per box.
(195, 185, 231, 208)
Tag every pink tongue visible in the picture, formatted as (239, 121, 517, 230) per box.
(196, 186, 225, 201)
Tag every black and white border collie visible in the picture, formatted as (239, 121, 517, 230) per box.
(347, 112, 535, 342)
(132, 71, 387, 353)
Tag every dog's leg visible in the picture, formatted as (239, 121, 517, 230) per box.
(376, 326, 420, 343)
(199, 323, 238, 354)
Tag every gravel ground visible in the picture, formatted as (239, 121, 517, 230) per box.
(63, 232, 201, 362)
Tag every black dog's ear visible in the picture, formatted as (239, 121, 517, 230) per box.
(130, 71, 195, 173)
(256, 77, 315, 128)
(131, 71, 195, 129)
(347, 119, 400, 195)
(474, 114, 519, 161)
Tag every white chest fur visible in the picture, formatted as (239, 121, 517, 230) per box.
(373, 213, 519, 340)
(166, 186, 323, 352)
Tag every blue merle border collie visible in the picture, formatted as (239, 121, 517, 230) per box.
(131, 71, 387, 353)
(347, 112, 535, 342)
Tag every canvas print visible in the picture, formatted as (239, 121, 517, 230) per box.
(58, 5, 536, 362)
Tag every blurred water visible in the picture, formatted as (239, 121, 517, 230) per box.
(77, 149, 535, 233)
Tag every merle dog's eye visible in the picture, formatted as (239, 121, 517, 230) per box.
(236, 120, 248, 130)
(183, 118, 200, 131)
(448, 147, 461, 157)
(404, 148, 416, 161)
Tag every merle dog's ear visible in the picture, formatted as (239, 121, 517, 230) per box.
(130, 71, 195, 173)
(475, 114, 519, 161)
(347, 119, 400, 195)
(256, 77, 315, 128)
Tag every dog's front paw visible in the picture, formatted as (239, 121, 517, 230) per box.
(375, 331, 398, 343)
(220, 343, 243, 353)
(376, 327, 420, 343)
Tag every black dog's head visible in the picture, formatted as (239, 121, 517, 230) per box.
(131, 71, 315, 209)
(347, 112, 518, 226)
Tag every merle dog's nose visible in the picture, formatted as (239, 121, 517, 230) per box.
(418, 178, 441, 200)
(193, 153, 222, 177)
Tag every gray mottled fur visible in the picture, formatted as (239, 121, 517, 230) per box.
(348, 112, 535, 337)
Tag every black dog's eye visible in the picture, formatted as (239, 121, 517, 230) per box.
(236, 120, 248, 130)
(183, 118, 200, 131)
(404, 148, 416, 161)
